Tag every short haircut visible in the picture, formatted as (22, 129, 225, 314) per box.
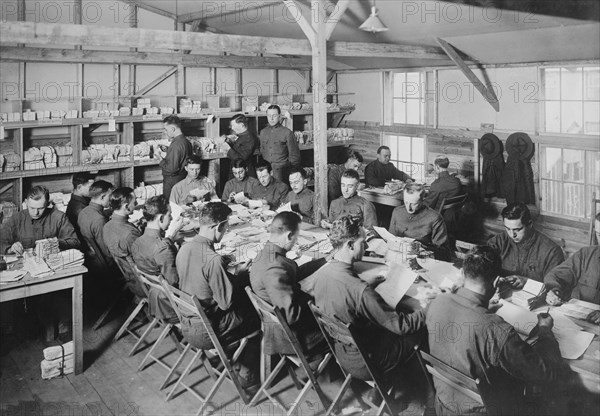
(200, 202, 232, 225)
(143, 195, 169, 221)
(377, 145, 390, 154)
(72, 172, 94, 189)
(109, 187, 135, 211)
(256, 160, 272, 174)
(186, 155, 202, 166)
(329, 215, 362, 249)
(267, 104, 281, 114)
(232, 159, 248, 170)
(163, 114, 182, 128)
(434, 156, 450, 169)
(270, 212, 301, 235)
(231, 113, 248, 127)
(404, 183, 425, 196)
(463, 246, 502, 284)
(501, 201, 532, 225)
(346, 149, 364, 163)
(289, 167, 307, 180)
(88, 180, 114, 199)
(341, 169, 360, 182)
(26, 185, 50, 202)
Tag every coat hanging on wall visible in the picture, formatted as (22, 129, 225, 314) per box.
(479, 133, 505, 198)
(501, 132, 536, 204)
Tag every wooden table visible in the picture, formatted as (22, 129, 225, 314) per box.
(358, 188, 404, 207)
(0, 265, 87, 375)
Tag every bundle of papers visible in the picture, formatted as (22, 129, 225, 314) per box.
(23, 256, 52, 277)
(233, 192, 248, 204)
(35, 237, 60, 260)
(45, 250, 84, 270)
(277, 202, 293, 213)
(0, 270, 27, 284)
(41, 342, 73, 379)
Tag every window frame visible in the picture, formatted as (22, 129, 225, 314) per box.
(390, 71, 428, 127)
(382, 134, 428, 183)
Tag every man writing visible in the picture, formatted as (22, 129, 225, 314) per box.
(224, 114, 259, 178)
(160, 115, 193, 200)
(364, 146, 412, 187)
(221, 160, 260, 203)
(248, 161, 289, 210)
(285, 167, 315, 223)
(321, 170, 377, 230)
(259, 105, 301, 185)
(169, 155, 217, 206)
(1, 186, 79, 254)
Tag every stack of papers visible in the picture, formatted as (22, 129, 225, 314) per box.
(46, 250, 85, 270)
(277, 202, 293, 213)
(23, 257, 53, 277)
(0, 270, 27, 284)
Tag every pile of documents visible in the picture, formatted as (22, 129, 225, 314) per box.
(35, 237, 60, 260)
(41, 341, 74, 379)
(0, 269, 27, 284)
(45, 249, 85, 271)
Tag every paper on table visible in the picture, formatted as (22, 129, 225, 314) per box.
(354, 261, 389, 285)
(248, 200, 264, 209)
(0, 270, 27, 283)
(557, 298, 600, 321)
(277, 202, 293, 213)
(169, 201, 184, 219)
(553, 329, 595, 360)
(375, 264, 418, 308)
(228, 204, 246, 213)
(522, 278, 544, 296)
(234, 192, 248, 204)
(301, 230, 329, 241)
(367, 238, 388, 256)
(373, 226, 395, 242)
(496, 300, 539, 336)
(416, 258, 462, 287)
(251, 218, 267, 228)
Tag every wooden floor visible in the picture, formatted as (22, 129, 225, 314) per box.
(0, 297, 429, 416)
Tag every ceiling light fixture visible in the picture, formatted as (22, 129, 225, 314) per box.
(359, 0, 388, 33)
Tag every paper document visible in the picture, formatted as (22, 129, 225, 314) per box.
(416, 258, 462, 287)
(247, 200, 263, 209)
(301, 230, 329, 241)
(354, 261, 389, 285)
(553, 329, 595, 360)
(367, 238, 388, 256)
(233, 192, 247, 204)
(522, 278, 544, 296)
(375, 264, 418, 308)
(557, 299, 600, 321)
(0, 270, 27, 284)
(373, 226, 395, 242)
(169, 201, 184, 219)
(277, 202, 293, 213)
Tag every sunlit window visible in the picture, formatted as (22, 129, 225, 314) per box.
(383, 135, 426, 182)
(392, 72, 426, 125)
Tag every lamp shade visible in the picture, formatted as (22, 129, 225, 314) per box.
(359, 6, 388, 33)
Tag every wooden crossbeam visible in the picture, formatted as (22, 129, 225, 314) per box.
(283, 0, 316, 46)
(136, 67, 177, 96)
(436, 37, 499, 112)
(0, 21, 452, 60)
(118, 0, 176, 20)
(325, 0, 350, 40)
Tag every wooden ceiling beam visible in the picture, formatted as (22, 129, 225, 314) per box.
(0, 21, 455, 60)
(325, 0, 350, 40)
(118, 0, 176, 20)
(283, 0, 315, 46)
(0, 46, 313, 69)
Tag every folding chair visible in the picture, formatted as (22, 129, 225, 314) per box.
(309, 302, 396, 416)
(245, 287, 332, 416)
(414, 345, 488, 413)
(438, 193, 468, 214)
(112, 257, 149, 341)
(160, 279, 261, 415)
(131, 267, 185, 378)
(589, 192, 600, 245)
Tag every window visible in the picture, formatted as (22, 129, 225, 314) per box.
(392, 72, 426, 125)
(541, 66, 600, 135)
(383, 135, 426, 182)
(541, 146, 600, 219)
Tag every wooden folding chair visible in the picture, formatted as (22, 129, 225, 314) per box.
(589, 192, 600, 245)
(438, 193, 468, 214)
(245, 287, 332, 416)
(131, 267, 185, 378)
(112, 257, 149, 341)
(160, 279, 261, 415)
(414, 345, 488, 413)
(309, 302, 396, 416)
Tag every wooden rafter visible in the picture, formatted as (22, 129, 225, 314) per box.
(136, 67, 177, 96)
(0, 47, 312, 69)
(325, 0, 349, 40)
(436, 37, 499, 112)
(0, 21, 453, 61)
(118, 0, 176, 20)
(283, 0, 316, 46)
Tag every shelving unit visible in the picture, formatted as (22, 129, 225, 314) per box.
(0, 96, 354, 206)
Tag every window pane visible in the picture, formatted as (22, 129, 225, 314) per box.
(384, 134, 399, 161)
(412, 137, 425, 164)
(412, 163, 425, 182)
(561, 101, 583, 134)
(545, 101, 561, 132)
(420, 99, 426, 125)
(587, 150, 600, 188)
(563, 183, 585, 218)
(563, 149, 585, 182)
(584, 102, 600, 134)
(396, 136, 411, 161)
(406, 99, 420, 124)
(541, 180, 561, 214)
(584, 68, 600, 100)
(393, 98, 406, 124)
(393, 73, 405, 97)
(586, 186, 600, 218)
(561, 67, 583, 101)
(544, 68, 560, 100)
(543, 147, 562, 180)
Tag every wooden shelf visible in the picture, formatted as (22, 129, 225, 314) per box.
(0, 162, 131, 180)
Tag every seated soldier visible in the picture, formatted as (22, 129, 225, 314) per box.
(1, 185, 80, 254)
(328, 149, 363, 204)
(169, 155, 217, 206)
(103, 187, 144, 297)
(489, 201, 564, 288)
(313, 215, 426, 394)
(389, 183, 450, 259)
(248, 161, 289, 210)
(176, 202, 260, 393)
(65, 172, 94, 237)
(221, 159, 260, 203)
(78, 180, 114, 271)
(364, 146, 411, 187)
(131, 195, 183, 321)
(423, 156, 463, 211)
(285, 167, 315, 223)
(321, 169, 377, 230)
(545, 213, 600, 324)
(250, 212, 326, 356)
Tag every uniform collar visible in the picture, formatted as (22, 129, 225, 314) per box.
(89, 202, 105, 213)
(111, 213, 130, 223)
(25, 208, 52, 223)
(192, 235, 215, 249)
(143, 227, 163, 238)
(455, 287, 488, 308)
(264, 241, 287, 256)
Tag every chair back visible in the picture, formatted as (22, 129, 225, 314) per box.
(157, 277, 196, 324)
(415, 346, 485, 407)
(589, 192, 600, 245)
(438, 193, 468, 214)
(454, 240, 478, 260)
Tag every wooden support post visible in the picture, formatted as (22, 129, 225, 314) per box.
(435, 38, 500, 112)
